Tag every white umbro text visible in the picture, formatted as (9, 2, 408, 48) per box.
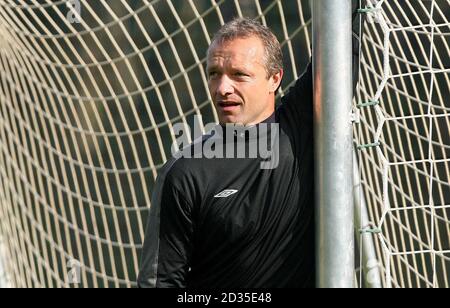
(214, 189, 238, 198)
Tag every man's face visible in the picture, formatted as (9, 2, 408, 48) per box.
(207, 36, 283, 125)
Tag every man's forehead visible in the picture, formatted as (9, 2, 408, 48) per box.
(207, 37, 265, 65)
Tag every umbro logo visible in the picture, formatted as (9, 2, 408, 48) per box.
(214, 189, 239, 198)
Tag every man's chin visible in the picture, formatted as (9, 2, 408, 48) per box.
(219, 114, 243, 125)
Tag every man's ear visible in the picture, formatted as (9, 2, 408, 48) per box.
(269, 69, 284, 93)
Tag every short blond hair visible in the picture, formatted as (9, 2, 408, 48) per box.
(209, 17, 284, 79)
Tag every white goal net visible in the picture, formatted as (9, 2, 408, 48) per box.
(0, 0, 312, 288)
(0, 0, 448, 288)
(356, 0, 449, 288)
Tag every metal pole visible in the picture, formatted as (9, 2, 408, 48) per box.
(0, 239, 10, 288)
(313, 0, 354, 288)
(353, 152, 382, 288)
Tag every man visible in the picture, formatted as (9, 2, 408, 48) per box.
(138, 3, 363, 288)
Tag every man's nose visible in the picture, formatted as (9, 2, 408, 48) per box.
(216, 75, 234, 96)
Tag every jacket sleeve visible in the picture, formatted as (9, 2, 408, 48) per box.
(137, 172, 194, 288)
(280, 0, 365, 117)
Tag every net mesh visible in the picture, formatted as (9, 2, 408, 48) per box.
(0, 0, 448, 288)
(0, 0, 312, 288)
(356, 0, 449, 288)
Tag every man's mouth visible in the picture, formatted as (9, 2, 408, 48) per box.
(218, 101, 241, 112)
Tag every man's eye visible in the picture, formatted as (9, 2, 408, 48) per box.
(233, 72, 250, 78)
(208, 72, 219, 78)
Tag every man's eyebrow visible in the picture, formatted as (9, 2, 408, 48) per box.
(230, 65, 251, 72)
(206, 65, 219, 72)
(232, 65, 247, 70)
(207, 60, 252, 71)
